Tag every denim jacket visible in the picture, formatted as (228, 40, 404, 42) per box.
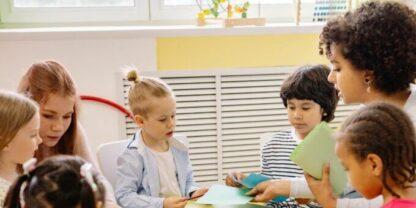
(115, 131, 199, 208)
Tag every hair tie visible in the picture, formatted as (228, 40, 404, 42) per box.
(22, 90, 33, 99)
(80, 163, 98, 192)
(23, 158, 37, 174)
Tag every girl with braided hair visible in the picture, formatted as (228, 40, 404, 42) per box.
(4, 155, 106, 208)
(335, 103, 416, 208)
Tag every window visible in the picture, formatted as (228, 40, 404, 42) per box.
(13, 0, 135, 7)
(0, 0, 149, 23)
(164, 0, 196, 5)
(0, 0, 352, 24)
(151, 0, 319, 22)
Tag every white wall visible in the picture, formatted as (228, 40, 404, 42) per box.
(0, 34, 157, 151)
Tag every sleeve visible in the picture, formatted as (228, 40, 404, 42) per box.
(184, 154, 199, 198)
(289, 177, 315, 199)
(336, 196, 383, 208)
(115, 149, 164, 208)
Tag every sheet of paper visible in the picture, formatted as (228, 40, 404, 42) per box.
(196, 184, 253, 205)
(241, 173, 287, 202)
(241, 173, 269, 189)
(290, 122, 347, 195)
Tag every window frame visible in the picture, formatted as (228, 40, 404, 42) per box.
(0, 0, 333, 24)
(259, 1, 317, 23)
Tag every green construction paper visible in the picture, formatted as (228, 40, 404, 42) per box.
(290, 122, 347, 195)
(196, 184, 253, 205)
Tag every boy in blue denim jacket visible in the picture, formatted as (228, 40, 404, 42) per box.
(116, 70, 207, 208)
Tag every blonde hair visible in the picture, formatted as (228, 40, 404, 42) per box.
(126, 70, 173, 117)
(0, 90, 38, 151)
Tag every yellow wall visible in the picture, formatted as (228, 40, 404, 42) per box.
(157, 34, 328, 70)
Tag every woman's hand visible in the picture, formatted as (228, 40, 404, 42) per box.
(246, 179, 291, 202)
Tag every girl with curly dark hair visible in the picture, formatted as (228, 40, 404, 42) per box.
(306, 1, 416, 207)
(321, 1, 416, 120)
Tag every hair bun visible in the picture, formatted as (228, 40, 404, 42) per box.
(127, 70, 140, 83)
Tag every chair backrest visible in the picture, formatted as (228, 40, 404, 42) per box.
(96, 139, 129, 189)
(96, 134, 187, 189)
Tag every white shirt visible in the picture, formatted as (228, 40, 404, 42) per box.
(404, 84, 416, 124)
(149, 148, 182, 198)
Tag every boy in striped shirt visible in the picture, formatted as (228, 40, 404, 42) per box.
(226, 65, 339, 208)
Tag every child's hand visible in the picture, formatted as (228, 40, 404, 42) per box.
(246, 179, 290, 202)
(163, 196, 187, 208)
(225, 172, 246, 187)
(189, 188, 208, 199)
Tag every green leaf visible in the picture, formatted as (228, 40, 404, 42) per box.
(243, 2, 250, 9)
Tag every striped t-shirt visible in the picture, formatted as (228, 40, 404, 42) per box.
(261, 129, 303, 179)
(261, 129, 320, 208)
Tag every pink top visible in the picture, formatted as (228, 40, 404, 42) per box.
(382, 199, 416, 208)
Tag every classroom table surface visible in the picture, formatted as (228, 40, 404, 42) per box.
(186, 201, 264, 208)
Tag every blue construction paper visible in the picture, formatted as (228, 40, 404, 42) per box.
(242, 173, 288, 203)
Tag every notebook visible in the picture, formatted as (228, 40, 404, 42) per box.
(290, 122, 347, 195)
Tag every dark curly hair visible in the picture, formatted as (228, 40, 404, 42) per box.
(4, 155, 106, 208)
(280, 64, 339, 122)
(319, 1, 416, 94)
(338, 102, 416, 198)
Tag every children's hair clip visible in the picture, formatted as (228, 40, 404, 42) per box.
(22, 90, 34, 99)
(80, 163, 98, 192)
(23, 158, 37, 174)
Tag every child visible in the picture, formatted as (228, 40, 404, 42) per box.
(226, 65, 339, 207)
(4, 155, 106, 208)
(115, 70, 207, 208)
(0, 90, 42, 206)
(335, 102, 416, 208)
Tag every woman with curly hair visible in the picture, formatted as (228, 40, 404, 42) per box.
(247, 1, 416, 208)
(320, 1, 416, 118)
(305, 1, 416, 207)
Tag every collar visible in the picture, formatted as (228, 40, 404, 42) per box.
(290, 127, 303, 144)
(127, 129, 188, 153)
